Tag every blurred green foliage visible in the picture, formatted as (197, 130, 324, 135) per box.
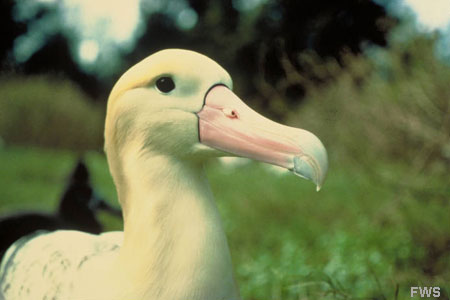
(288, 34, 450, 172)
(0, 75, 104, 150)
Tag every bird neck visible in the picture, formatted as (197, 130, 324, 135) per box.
(114, 153, 240, 299)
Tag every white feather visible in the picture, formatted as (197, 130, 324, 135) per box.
(1, 230, 122, 299)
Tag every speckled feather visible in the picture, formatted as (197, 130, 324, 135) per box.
(0, 230, 122, 299)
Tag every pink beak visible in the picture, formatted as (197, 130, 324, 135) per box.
(197, 85, 328, 190)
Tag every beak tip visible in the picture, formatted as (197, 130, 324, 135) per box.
(293, 136, 328, 191)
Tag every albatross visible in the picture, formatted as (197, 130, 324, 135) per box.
(0, 49, 328, 300)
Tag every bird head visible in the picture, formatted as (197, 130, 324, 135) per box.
(105, 49, 328, 193)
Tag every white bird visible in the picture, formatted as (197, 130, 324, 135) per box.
(0, 49, 328, 300)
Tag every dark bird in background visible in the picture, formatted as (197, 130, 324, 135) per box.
(0, 159, 122, 262)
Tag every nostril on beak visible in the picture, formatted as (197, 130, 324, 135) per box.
(222, 108, 239, 119)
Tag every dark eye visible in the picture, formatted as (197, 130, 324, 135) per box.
(156, 77, 175, 93)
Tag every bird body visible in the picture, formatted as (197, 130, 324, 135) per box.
(0, 230, 122, 299)
(0, 49, 327, 300)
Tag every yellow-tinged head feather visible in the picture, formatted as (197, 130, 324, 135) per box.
(103, 49, 232, 207)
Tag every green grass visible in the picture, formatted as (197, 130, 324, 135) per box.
(0, 146, 448, 300)
(0, 146, 122, 231)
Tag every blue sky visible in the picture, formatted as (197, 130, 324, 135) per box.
(402, 0, 450, 30)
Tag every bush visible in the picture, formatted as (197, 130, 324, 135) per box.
(281, 34, 450, 297)
(287, 34, 450, 174)
(0, 75, 104, 150)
